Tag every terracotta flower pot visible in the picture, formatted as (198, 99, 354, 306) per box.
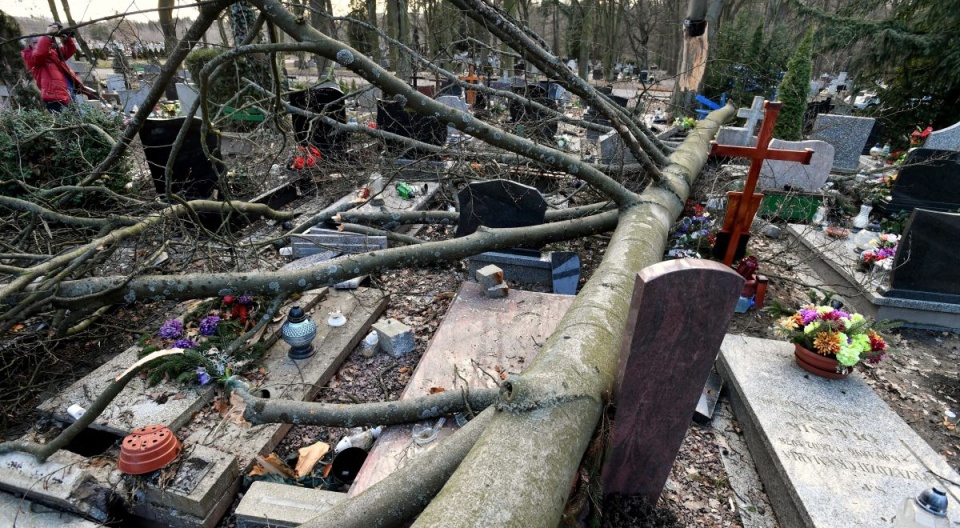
(118, 424, 182, 475)
(794, 343, 849, 379)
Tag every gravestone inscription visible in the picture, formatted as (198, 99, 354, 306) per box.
(601, 259, 744, 500)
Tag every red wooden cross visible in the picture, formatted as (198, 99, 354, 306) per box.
(460, 65, 482, 105)
(709, 101, 814, 265)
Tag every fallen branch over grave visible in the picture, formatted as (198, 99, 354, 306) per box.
(228, 377, 498, 427)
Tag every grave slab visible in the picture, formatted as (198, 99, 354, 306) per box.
(0, 451, 112, 522)
(718, 333, 960, 528)
(787, 223, 960, 330)
(467, 249, 580, 294)
(348, 281, 574, 496)
(925, 120, 960, 151)
(887, 209, 960, 304)
(291, 228, 388, 258)
(39, 290, 328, 434)
(0, 491, 99, 527)
(139, 444, 239, 519)
(810, 114, 874, 173)
(234, 481, 346, 527)
(759, 139, 833, 193)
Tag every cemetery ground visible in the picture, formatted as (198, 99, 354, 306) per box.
(4, 157, 960, 527)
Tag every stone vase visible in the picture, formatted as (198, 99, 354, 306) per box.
(794, 343, 849, 379)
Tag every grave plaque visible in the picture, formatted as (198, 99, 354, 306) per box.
(759, 139, 834, 192)
(810, 114, 874, 173)
(719, 334, 960, 527)
(289, 85, 348, 159)
(886, 209, 960, 304)
(139, 117, 223, 200)
(925, 120, 960, 151)
(882, 148, 960, 213)
(601, 259, 744, 501)
(455, 180, 547, 238)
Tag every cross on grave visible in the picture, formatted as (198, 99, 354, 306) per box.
(737, 95, 765, 136)
(709, 101, 814, 265)
(460, 65, 482, 106)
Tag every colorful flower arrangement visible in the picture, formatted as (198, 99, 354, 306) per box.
(860, 233, 899, 266)
(138, 295, 266, 386)
(668, 201, 716, 255)
(774, 305, 891, 368)
(673, 116, 697, 131)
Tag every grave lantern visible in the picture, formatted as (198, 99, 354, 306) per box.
(281, 306, 317, 360)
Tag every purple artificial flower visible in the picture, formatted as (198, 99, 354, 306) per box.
(158, 319, 184, 339)
(238, 294, 253, 305)
(196, 366, 211, 385)
(799, 308, 819, 324)
(173, 338, 198, 349)
(199, 316, 220, 336)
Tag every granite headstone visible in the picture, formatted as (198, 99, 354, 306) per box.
(759, 139, 833, 192)
(601, 259, 744, 501)
(508, 84, 558, 141)
(882, 148, 960, 213)
(598, 130, 636, 165)
(455, 180, 547, 238)
(289, 85, 348, 159)
(376, 99, 447, 157)
(139, 117, 222, 200)
(810, 114, 874, 173)
(886, 209, 960, 304)
(924, 120, 960, 151)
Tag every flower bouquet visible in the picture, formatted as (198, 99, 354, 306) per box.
(773, 302, 893, 378)
(858, 233, 898, 271)
(138, 295, 267, 386)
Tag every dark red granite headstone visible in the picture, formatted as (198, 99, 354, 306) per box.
(601, 258, 744, 501)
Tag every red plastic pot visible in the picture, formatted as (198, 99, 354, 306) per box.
(118, 424, 182, 475)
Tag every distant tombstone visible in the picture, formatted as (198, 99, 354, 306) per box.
(508, 84, 558, 141)
(376, 99, 447, 157)
(139, 117, 223, 199)
(887, 209, 960, 305)
(759, 139, 834, 192)
(601, 259, 744, 501)
(862, 120, 885, 155)
(455, 180, 547, 238)
(810, 114, 874, 173)
(119, 82, 153, 113)
(175, 83, 201, 118)
(592, 69, 603, 80)
(599, 130, 636, 165)
(802, 98, 833, 135)
(355, 86, 382, 111)
(289, 85, 348, 159)
(437, 95, 470, 142)
(924, 121, 960, 151)
(106, 74, 126, 92)
(437, 81, 464, 98)
(738, 96, 765, 136)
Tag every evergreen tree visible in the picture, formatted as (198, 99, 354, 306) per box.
(774, 29, 814, 141)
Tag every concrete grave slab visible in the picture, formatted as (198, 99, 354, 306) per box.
(0, 491, 100, 527)
(759, 139, 833, 192)
(719, 334, 960, 528)
(138, 444, 239, 519)
(184, 288, 388, 471)
(234, 481, 346, 527)
(925, 120, 960, 151)
(0, 451, 113, 522)
(39, 290, 329, 434)
(291, 228, 387, 258)
(810, 115, 875, 173)
(349, 281, 574, 496)
(467, 249, 580, 294)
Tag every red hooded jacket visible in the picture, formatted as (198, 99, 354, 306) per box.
(21, 36, 80, 105)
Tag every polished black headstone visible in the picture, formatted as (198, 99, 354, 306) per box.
(139, 117, 223, 200)
(455, 180, 547, 238)
(886, 209, 960, 304)
(508, 84, 558, 141)
(289, 85, 348, 158)
(376, 99, 447, 156)
(882, 149, 960, 213)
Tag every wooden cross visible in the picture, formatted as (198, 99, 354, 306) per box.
(737, 96, 765, 136)
(460, 65, 481, 106)
(709, 101, 814, 265)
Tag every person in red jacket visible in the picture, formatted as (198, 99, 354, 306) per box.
(21, 23, 83, 112)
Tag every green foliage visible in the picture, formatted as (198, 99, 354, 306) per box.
(774, 30, 814, 141)
(186, 48, 255, 107)
(703, 16, 793, 108)
(346, 6, 375, 56)
(0, 108, 130, 200)
(791, 0, 960, 143)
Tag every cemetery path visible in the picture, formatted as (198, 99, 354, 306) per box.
(730, 230, 960, 475)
